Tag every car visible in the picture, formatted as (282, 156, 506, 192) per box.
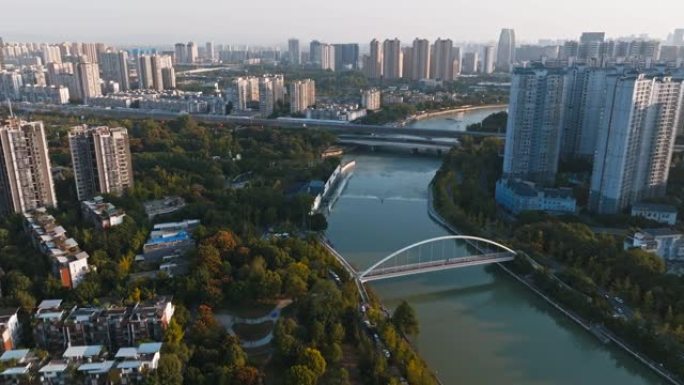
(383, 349, 391, 358)
(363, 320, 372, 328)
(615, 297, 624, 304)
(360, 304, 367, 313)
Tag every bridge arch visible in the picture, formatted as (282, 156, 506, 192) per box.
(358, 235, 516, 280)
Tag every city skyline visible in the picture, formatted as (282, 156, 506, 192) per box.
(3, 0, 683, 45)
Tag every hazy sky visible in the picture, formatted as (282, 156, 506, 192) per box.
(3, 0, 683, 46)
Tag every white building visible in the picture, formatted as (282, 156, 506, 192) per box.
(495, 178, 576, 214)
(496, 28, 516, 72)
(590, 74, 684, 214)
(382, 39, 402, 80)
(625, 228, 684, 261)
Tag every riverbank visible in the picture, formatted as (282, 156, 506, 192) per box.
(427, 181, 682, 385)
(405, 103, 508, 124)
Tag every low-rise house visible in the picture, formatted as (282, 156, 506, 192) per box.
(495, 178, 577, 215)
(143, 196, 186, 219)
(0, 308, 21, 352)
(62, 345, 104, 364)
(631, 203, 678, 225)
(142, 220, 199, 261)
(33, 300, 69, 353)
(1, 365, 31, 385)
(624, 228, 684, 261)
(38, 362, 69, 385)
(81, 196, 126, 229)
(115, 342, 162, 382)
(24, 208, 91, 288)
(77, 360, 115, 384)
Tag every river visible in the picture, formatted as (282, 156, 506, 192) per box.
(324, 110, 667, 385)
(407, 105, 508, 131)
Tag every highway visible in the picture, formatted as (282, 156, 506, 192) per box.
(12, 103, 505, 140)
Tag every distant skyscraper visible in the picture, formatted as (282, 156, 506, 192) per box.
(578, 32, 605, 62)
(290, 79, 316, 114)
(482, 46, 495, 74)
(333, 43, 359, 71)
(503, 66, 569, 184)
(496, 28, 516, 72)
(288, 39, 300, 65)
(186, 42, 198, 64)
(0, 118, 57, 214)
(100, 51, 130, 91)
(205, 41, 215, 62)
(138, 55, 154, 89)
(674, 29, 684, 46)
(69, 125, 134, 201)
(0, 37, 4, 70)
(462, 52, 478, 74)
(174, 43, 187, 64)
(431, 38, 454, 80)
(76, 56, 101, 101)
(561, 41, 580, 61)
(367, 39, 383, 79)
(590, 74, 684, 214)
(411, 38, 430, 80)
(309, 40, 323, 66)
(382, 39, 402, 80)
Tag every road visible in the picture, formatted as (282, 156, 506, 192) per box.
(13, 103, 505, 140)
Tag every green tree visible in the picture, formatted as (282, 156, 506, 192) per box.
(298, 347, 327, 378)
(392, 300, 420, 336)
(156, 353, 183, 385)
(286, 365, 317, 385)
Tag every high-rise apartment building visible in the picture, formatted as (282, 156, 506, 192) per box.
(290, 79, 316, 114)
(138, 55, 174, 90)
(76, 57, 101, 101)
(320, 44, 335, 71)
(462, 52, 478, 74)
(503, 66, 569, 184)
(590, 74, 684, 214)
(0, 37, 4, 70)
(288, 39, 300, 65)
(482, 46, 495, 74)
(578, 32, 605, 62)
(674, 29, 684, 46)
(367, 39, 383, 79)
(100, 51, 130, 91)
(0, 118, 57, 214)
(69, 125, 134, 201)
(382, 39, 402, 80)
(496, 28, 516, 72)
(411, 39, 430, 80)
(258, 75, 285, 117)
(431, 38, 454, 81)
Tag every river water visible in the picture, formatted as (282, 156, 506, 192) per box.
(325, 111, 667, 385)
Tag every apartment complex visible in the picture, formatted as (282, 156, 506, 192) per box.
(0, 118, 57, 215)
(33, 297, 174, 353)
(99, 51, 129, 91)
(68, 125, 134, 201)
(24, 208, 90, 288)
(81, 196, 126, 229)
(361, 88, 382, 111)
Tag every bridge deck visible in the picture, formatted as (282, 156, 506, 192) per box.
(360, 252, 515, 282)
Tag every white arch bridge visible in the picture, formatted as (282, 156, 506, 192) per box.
(356, 236, 517, 283)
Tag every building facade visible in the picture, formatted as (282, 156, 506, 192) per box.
(290, 79, 316, 114)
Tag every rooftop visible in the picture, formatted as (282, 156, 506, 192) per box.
(632, 202, 678, 214)
(0, 350, 30, 362)
(63, 345, 102, 359)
